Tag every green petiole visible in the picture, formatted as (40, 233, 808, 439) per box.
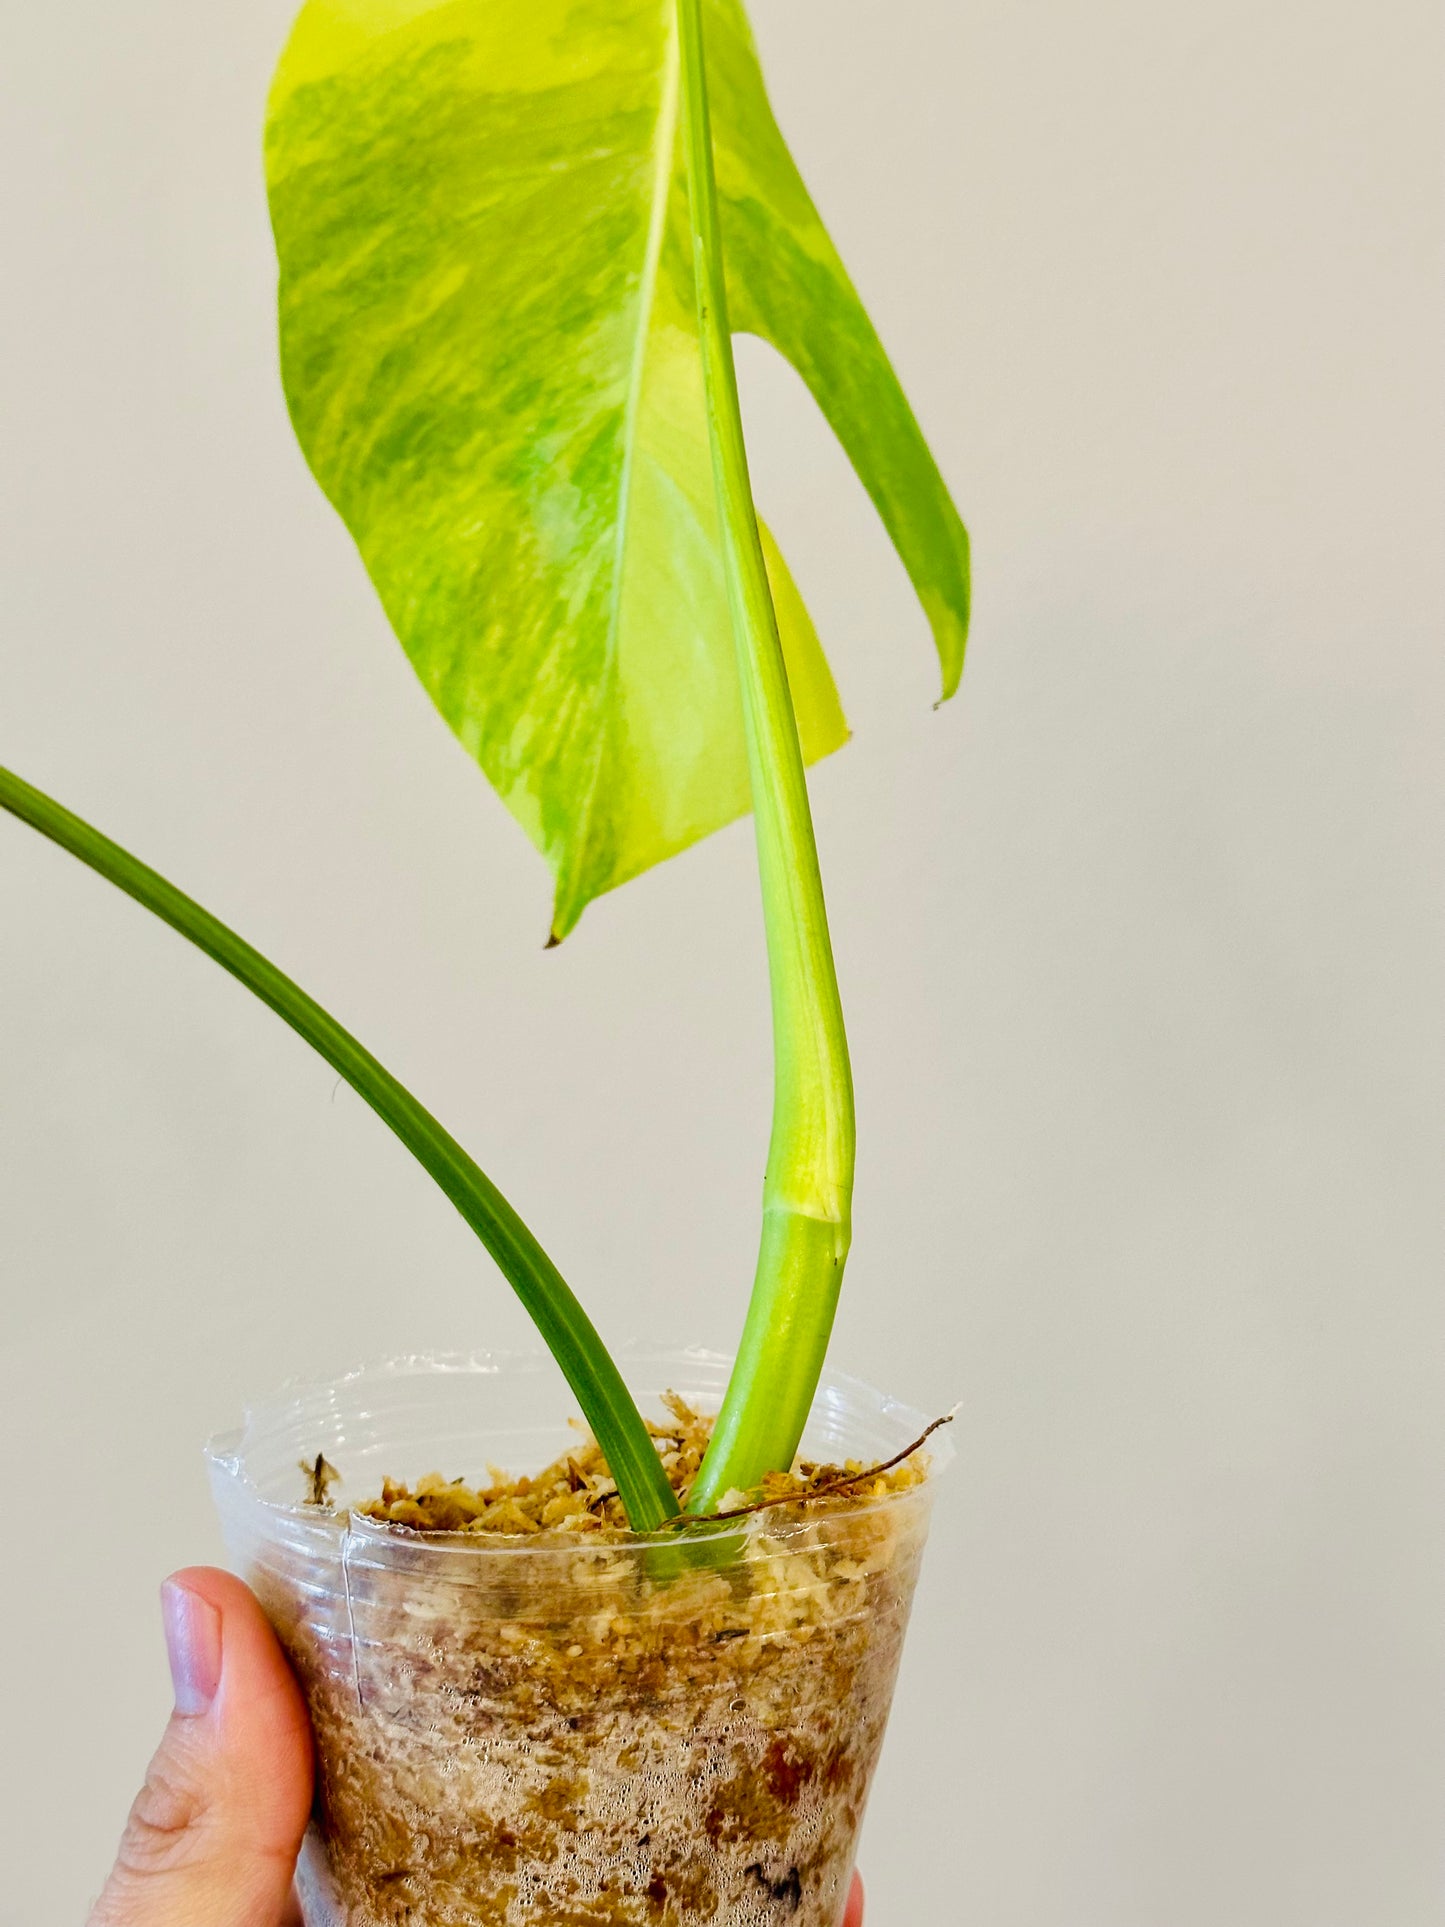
(0, 767, 679, 1533)
(675, 0, 857, 1515)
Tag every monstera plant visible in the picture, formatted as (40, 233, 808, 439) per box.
(0, 0, 969, 1529)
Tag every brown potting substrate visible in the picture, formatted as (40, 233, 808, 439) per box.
(256, 1400, 934, 1926)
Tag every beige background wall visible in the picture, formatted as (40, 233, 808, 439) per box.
(2, 1, 1442, 1920)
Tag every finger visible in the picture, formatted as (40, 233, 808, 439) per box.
(843, 1869, 865, 1927)
(90, 1568, 314, 1927)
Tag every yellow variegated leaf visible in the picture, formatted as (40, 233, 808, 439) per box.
(267, 0, 968, 936)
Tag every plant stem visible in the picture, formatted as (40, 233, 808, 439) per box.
(0, 767, 679, 1532)
(675, 0, 856, 1515)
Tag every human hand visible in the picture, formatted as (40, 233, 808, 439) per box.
(89, 1568, 313, 1927)
(89, 1567, 866, 1926)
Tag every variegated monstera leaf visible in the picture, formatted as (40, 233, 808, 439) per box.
(267, 0, 970, 938)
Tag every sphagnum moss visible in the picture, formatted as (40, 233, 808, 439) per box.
(261, 1404, 937, 1927)
(353, 1395, 929, 1536)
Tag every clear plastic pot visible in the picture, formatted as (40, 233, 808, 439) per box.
(207, 1348, 951, 1927)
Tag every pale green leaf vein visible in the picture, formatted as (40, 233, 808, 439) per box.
(554, 11, 682, 938)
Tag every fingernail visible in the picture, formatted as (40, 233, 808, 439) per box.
(161, 1580, 223, 1717)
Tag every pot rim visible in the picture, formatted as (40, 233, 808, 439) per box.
(206, 1343, 956, 1555)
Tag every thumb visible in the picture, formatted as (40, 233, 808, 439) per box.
(90, 1568, 314, 1927)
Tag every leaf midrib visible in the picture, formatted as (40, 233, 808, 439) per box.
(556, 8, 681, 934)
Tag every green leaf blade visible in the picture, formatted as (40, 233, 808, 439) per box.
(704, 0, 972, 699)
(267, 0, 962, 934)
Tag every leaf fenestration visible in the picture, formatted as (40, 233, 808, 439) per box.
(266, 0, 968, 937)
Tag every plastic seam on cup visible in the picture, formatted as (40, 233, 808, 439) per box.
(340, 1520, 366, 1713)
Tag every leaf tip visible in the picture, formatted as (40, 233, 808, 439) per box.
(932, 629, 968, 711)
